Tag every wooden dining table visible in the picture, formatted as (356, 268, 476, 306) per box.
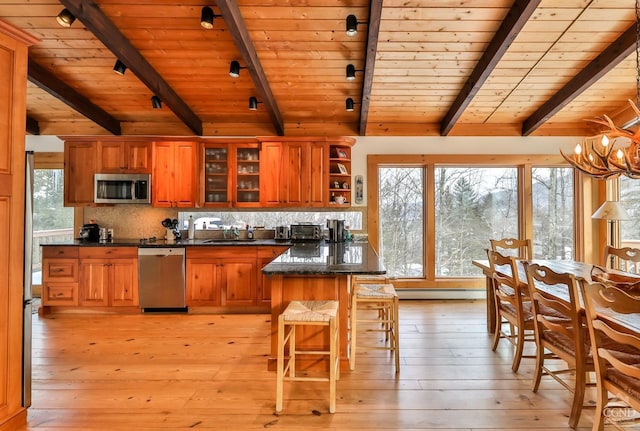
(471, 258, 640, 334)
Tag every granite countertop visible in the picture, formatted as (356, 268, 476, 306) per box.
(261, 241, 386, 276)
(43, 238, 292, 247)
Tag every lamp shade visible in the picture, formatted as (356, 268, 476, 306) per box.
(592, 201, 630, 221)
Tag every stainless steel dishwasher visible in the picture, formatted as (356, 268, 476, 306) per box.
(138, 247, 187, 312)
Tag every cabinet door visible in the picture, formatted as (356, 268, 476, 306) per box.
(64, 141, 97, 206)
(203, 144, 231, 206)
(79, 259, 110, 306)
(152, 142, 174, 207)
(97, 141, 126, 172)
(220, 258, 257, 306)
(127, 142, 151, 173)
(261, 141, 282, 206)
(111, 258, 139, 306)
(173, 142, 196, 207)
(283, 142, 305, 206)
(186, 259, 221, 306)
(308, 142, 328, 206)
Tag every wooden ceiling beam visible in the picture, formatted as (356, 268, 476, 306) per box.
(522, 24, 636, 136)
(28, 57, 121, 135)
(26, 115, 40, 135)
(215, 0, 284, 136)
(59, 0, 203, 136)
(358, 0, 383, 136)
(440, 0, 541, 136)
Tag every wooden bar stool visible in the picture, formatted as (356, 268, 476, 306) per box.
(275, 300, 340, 414)
(349, 282, 399, 373)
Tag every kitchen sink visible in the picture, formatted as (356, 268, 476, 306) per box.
(201, 238, 257, 243)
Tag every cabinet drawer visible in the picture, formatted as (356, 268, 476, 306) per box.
(187, 247, 256, 259)
(43, 282, 78, 306)
(79, 247, 138, 259)
(43, 259, 78, 282)
(43, 246, 79, 259)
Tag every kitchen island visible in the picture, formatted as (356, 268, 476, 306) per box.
(262, 241, 386, 370)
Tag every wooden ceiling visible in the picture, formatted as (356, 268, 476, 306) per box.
(2, 0, 639, 138)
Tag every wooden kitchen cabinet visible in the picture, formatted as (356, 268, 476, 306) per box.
(257, 246, 289, 305)
(78, 247, 138, 307)
(186, 247, 258, 307)
(152, 141, 197, 207)
(64, 141, 97, 206)
(97, 140, 151, 173)
(42, 246, 79, 306)
(328, 143, 352, 206)
(260, 140, 327, 207)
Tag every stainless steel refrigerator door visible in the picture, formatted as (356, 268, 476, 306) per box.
(22, 151, 34, 407)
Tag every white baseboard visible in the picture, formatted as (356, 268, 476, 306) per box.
(396, 289, 486, 300)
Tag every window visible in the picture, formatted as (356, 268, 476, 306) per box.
(378, 167, 424, 278)
(177, 210, 363, 232)
(435, 167, 518, 277)
(619, 176, 640, 246)
(531, 167, 574, 259)
(369, 154, 576, 287)
(32, 168, 75, 283)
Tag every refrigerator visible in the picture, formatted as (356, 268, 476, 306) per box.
(22, 151, 33, 408)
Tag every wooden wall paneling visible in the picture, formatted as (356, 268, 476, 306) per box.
(0, 18, 38, 431)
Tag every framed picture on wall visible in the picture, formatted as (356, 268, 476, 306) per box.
(337, 163, 348, 174)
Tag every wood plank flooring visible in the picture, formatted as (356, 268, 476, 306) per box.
(19, 300, 602, 430)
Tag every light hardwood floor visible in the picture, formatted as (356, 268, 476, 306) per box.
(19, 300, 602, 430)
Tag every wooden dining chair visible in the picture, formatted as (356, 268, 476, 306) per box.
(581, 281, 640, 431)
(490, 238, 533, 260)
(486, 249, 535, 372)
(524, 261, 592, 429)
(603, 245, 640, 274)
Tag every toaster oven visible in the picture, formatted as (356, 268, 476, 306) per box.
(290, 224, 323, 241)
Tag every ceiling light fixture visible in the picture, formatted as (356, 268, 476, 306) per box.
(113, 59, 127, 75)
(56, 8, 76, 28)
(249, 97, 262, 111)
(345, 97, 359, 112)
(151, 95, 162, 109)
(561, 0, 640, 179)
(346, 14, 367, 36)
(200, 6, 221, 29)
(229, 60, 246, 78)
(346, 64, 363, 81)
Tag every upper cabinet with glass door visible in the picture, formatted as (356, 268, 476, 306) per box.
(203, 144, 231, 207)
(235, 145, 261, 206)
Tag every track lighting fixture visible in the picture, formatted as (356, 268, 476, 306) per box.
(201, 6, 221, 29)
(229, 60, 247, 78)
(346, 14, 367, 36)
(346, 64, 363, 81)
(56, 8, 76, 28)
(345, 97, 359, 112)
(151, 95, 162, 109)
(113, 59, 127, 75)
(249, 96, 262, 111)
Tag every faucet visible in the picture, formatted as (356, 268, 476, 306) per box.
(232, 227, 240, 240)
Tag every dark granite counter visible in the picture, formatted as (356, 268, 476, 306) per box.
(43, 238, 292, 248)
(261, 241, 385, 275)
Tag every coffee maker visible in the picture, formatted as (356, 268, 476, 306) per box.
(326, 219, 345, 243)
(79, 223, 100, 242)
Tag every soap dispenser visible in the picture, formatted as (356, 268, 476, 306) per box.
(188, 215, 195, 240)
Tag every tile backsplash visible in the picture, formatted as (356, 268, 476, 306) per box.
(84, 205, 178, 240)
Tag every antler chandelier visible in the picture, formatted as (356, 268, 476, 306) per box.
(561, 100, 640, 179)
(561, 1, 640, 180)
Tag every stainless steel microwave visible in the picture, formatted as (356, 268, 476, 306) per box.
(94, 173, 151, 204)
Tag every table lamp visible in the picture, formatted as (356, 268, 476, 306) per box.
(592, 200, 630, 248)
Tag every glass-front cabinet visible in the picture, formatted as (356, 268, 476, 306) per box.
(203, 144, 231, 206)
(235, 145, 261, 206)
